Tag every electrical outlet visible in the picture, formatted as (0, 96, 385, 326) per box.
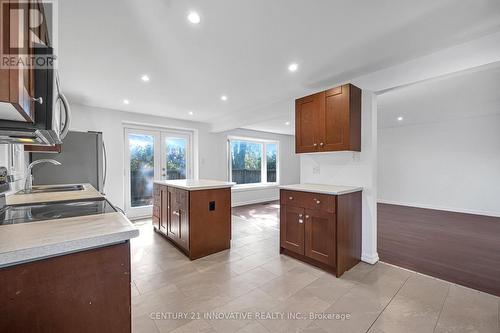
(313, 166, 320, 175)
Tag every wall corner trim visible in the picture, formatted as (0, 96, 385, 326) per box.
(361, 252, 380, 265)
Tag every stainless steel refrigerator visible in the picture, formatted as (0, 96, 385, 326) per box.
(30, 131, 107, 193)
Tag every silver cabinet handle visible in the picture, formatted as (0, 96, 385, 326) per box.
(289, 196, 293, 200)
(32, 97, 43, 104)
(319, 142, 324, 147)
(305, 215, 310, 219)
(298, 214, 303, 218)
(314, 199, 321, 204)
(313, 143, 318, 147)
(298, 219, 304, 224)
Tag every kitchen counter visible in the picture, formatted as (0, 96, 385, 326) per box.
(279, 183, 363, 195)
(0, 212, 138, 268)
(0, 183, 139, 268)
(6, 183, 103, 205)
(154, 179, 235, 191)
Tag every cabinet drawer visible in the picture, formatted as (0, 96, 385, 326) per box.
(154, 184, 161, 195)
(169, 187, 188, 210)
(281, 190, 335, 213)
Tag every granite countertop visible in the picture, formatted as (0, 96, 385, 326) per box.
(279, 183, 363, 195)
(6, 183, 103, 206)
(155, 179, 236, 191)
(0, 184, 139, 268)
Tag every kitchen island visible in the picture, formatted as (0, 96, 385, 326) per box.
(153, 179, 235, 260)
(0, 184, 139, 333)
(279, 183, 362, 277)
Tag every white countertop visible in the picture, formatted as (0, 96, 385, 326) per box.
(6, 183, 103, 205)
(155, 179, 235, 191)
(279, 183, 363, 195)
(0, 212, 139, 268)
(0, 184, 139, 268)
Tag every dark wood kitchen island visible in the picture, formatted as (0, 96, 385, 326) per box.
(153, 179, 235, 260)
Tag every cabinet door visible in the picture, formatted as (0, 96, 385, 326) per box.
(152, 184, 160, 230)
(0, 1, 35, 122)
(295, 92, 324, 153)
(167, 188, 189, 251)
(320, 86, 350, 151)
(280, 205, 305, 255)
(159, 187, 168, 233)
(304, 209, 336, 266)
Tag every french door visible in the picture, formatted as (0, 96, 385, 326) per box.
(124, 127, 192, 218)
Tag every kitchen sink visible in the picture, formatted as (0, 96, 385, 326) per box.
(17, 185, 85, 194)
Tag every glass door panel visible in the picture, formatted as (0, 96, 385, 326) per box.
(162, 132, 191, 180)
(165, 137, 187, 180)
(128, 134, 155, 207)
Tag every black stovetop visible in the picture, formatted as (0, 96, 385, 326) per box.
(0, 199, 117, 225)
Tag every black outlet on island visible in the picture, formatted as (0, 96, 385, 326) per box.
(209, 201, 216, 211)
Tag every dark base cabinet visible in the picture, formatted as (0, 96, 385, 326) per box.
(153, 184, 231, 260)
(0, 242, 131, 333)
(280, 189, 362, 277)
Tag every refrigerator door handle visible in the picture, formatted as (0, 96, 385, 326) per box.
(102, 140, 107, 193)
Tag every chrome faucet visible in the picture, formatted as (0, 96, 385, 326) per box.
(24, 159, 61, 193)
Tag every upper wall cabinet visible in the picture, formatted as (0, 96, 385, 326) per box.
(0, 0, 48, 123)
(295, 84, 361, 153)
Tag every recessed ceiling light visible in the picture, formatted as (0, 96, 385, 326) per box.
(397, 116, 404, 121)
(221, 95, 228, 101)
(123, 99, 130, 105)
(187, 11, 201, 24)
(288, 63, 298, 72)
(141, 74, 150, 82)
(285, 121, 291, 126)
(188, 111, 194, 116)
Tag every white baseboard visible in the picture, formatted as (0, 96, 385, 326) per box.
(377, 199, 500, 218)
(232, 197, 279, 207)
(361, 252, 379, 265)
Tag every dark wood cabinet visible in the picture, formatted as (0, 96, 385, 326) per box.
(153, 183, 232, 260)
(280, 189, 361, 277)
(167, 187, 189, 251)
(305, 209, 336, 266)
(0, 0, 50, 122)
(295, 84, 361, 153)
(280, 205, 305, 255)
(0, 242, 132, 333)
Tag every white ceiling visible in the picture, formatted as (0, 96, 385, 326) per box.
(378, 63, 500, 128)
(58, 0, 500, 135)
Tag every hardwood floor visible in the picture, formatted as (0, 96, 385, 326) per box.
(378, 203, 500, 297)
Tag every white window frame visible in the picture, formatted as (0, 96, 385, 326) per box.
(227, 136, 280, 189)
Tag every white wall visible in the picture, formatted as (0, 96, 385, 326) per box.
(69, 105, 300, 212)
(378, 114, 500, 217)
(300, 92, 378, 264)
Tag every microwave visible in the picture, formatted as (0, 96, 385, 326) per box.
(0, 47, 71, 146)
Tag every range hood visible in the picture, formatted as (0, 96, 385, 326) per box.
(0, 129, 63, 145)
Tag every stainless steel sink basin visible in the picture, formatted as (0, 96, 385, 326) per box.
(17, 185, 85, 194)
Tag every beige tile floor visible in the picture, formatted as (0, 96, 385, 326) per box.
(131, 204, 499, 333)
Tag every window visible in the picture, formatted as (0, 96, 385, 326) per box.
(229, 137, 279, 186)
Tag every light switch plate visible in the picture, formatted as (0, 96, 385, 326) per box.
(313, 166, 320, 175)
